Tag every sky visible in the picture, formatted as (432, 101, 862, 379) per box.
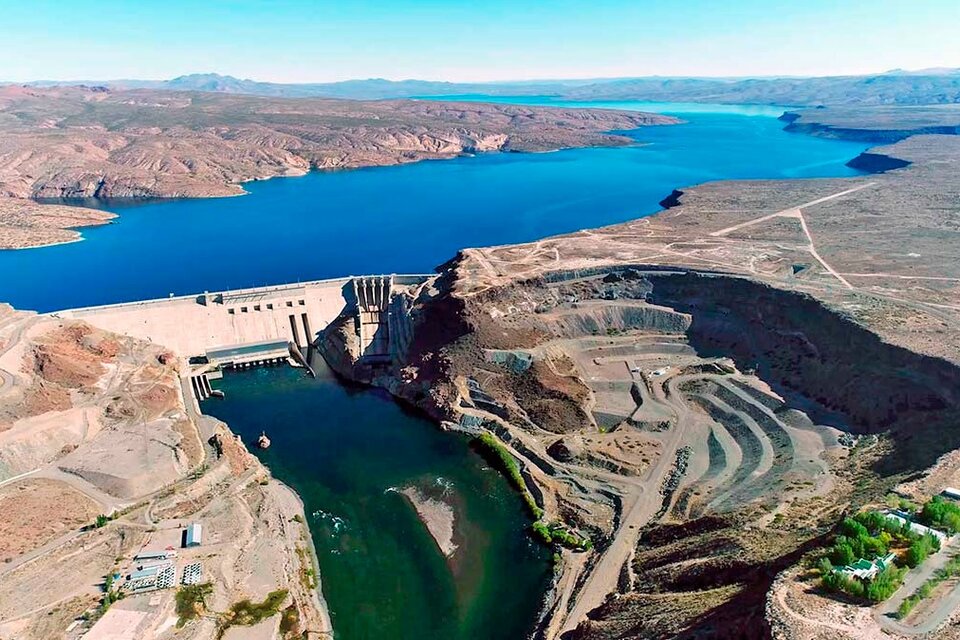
(2, 0, 959, 83)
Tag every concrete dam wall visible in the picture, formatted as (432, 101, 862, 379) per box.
(55, 274, 430, 367)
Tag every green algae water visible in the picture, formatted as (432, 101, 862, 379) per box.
(201, 363, 551, 640)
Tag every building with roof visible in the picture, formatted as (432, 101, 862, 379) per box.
(133, 550, 175, 562)
(125, 562, 175, 592)
(837, 552, 896, 580)
(943, 487, 960, 501)
(884, 512, 948, 543)
(185, 522, 203, 547)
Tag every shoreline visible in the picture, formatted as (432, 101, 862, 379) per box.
(4, 103, 887, 253)
(272, 474, 335, 635)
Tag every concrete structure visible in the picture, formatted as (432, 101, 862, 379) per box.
(82, 608, 151, 640)
(53, 274, 431, 401)
(354, 275, 392, 361)
(57, 275, 429, 358)
(185, 522, 202, 547)
(57, 278, 359, 357)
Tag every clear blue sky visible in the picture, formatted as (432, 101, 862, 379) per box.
(3, 0, 959, 82)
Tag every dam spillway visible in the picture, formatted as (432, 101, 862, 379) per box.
(53, 273, 431, 398)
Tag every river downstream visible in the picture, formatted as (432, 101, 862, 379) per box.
(201, 363, 552, 639)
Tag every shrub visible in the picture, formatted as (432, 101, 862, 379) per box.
(474, 432, 541, 519)
(176, 582, 213, 627)
(905, 533, 940, 568)
(816, 557, 833, 575)
(830, 540, 856, 566)
(225, 589, 289, 627)
(865, 565, 906, 603)
(279, 604, 299, 634)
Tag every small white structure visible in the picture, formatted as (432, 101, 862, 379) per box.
(134, 550, 176, 562)
(185, 522, 203, 547)
(942, 487, 960, 501)
(884, 512, 948, 543)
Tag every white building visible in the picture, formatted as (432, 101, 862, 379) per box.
(884, 512, 948, 544)
(185, 522, 203, 547)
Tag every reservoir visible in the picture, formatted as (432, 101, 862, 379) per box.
(0, 101, 868, 312)
(4, 100, 871, 638)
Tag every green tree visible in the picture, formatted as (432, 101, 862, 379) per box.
(817, 556, 833, 575)
(831, 541, 856, 566)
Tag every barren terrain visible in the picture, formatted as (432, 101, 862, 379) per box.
(3, 96, 960, 640)
(0, 311, 331, 640)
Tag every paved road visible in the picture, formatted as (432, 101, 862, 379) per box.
(876, 539, 960, 636)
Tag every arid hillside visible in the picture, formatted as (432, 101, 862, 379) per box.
(0, 307, 331, 640)
(0, 85, 676, 248)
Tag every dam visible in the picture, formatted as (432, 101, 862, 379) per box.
(54, 273, 431, 401)
(46, 272, 554, 639)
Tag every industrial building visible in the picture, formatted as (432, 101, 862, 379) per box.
(185, 522, 203, 547)
(125, 562, 176, 592)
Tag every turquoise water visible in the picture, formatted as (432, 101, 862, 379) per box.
(0, 100, 868, 312)
(201, 364, 552, 640)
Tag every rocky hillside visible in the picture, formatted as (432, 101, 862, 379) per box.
(0, 85, 675, 248)
(0, 86, 675, 201)
(320, 118, 960, 639)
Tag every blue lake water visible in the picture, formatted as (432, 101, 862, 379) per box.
(1, 100, 868, 312)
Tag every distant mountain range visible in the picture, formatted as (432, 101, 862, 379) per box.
(15, 69, 960, 105)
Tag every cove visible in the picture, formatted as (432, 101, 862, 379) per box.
(200, 363, 552, 640)
(0, 101, 869, 313)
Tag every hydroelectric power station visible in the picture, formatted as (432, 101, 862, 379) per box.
(53, 274, 431, 405)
